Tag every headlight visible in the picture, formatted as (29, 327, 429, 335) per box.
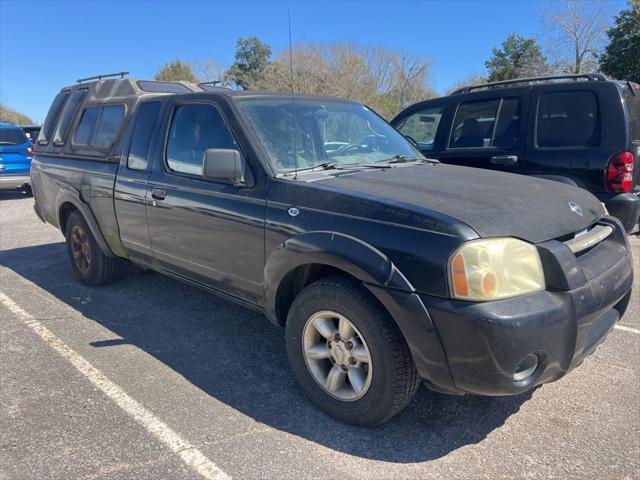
(449, 238, 545, 301)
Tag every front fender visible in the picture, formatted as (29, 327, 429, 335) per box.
(263, 230, 455, 391)
(55, 187, 116, 257)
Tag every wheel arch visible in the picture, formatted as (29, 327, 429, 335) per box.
(55, 188, 116, 257)
(264, 231, 413, 327)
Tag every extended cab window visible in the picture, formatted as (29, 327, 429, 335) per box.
(73, 105, 125, 147)
(53, 89, 87, 145)
(38, 90, 70, 145)
(537, 91, 600, 148)
(395, 105, 445, 151)
(127, 102, 161, 170)
(166, 104, 237, 177)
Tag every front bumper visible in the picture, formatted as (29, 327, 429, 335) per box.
(0, 174, 30, 190)
(411, 217, 633, 396)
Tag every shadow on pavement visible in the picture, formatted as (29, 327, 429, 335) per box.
(0, 241, 533, 463)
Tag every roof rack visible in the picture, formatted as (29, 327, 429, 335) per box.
(452, 73, 607, 95)
(77, 71, 129, 84)
(198, 80, 222, 87)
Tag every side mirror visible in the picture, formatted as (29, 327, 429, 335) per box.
(203, 148, 244, 185)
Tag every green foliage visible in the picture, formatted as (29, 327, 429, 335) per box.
(485, 33, 548, 82)
(224, 37, 272, 89)
(155, 60, 198, 82)
(600, 0, 640, 81)
(0, 103, 33, 125)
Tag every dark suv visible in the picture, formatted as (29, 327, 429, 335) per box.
(392, 74, 640, 234)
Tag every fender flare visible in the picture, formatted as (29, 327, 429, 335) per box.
(55, 187, 116, 257)
(263, 231, 414, 323)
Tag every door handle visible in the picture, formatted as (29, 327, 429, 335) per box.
(151, 188, 167, 200)
(490, 155, 518, 166)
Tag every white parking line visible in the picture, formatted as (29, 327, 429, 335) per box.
(0, 291, 230, 480)
(615, 324, 640, 335)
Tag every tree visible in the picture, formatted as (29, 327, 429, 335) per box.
(485, 33, 548, 82)
(446, 73, 488, 94)
(257, 41, 434, 119)
(0, 103, 33, 125)
(155, 60, 198, 82)
(224, 37, 272, 89)
(600, 0, 640, 81)
(542, 0, 613, 74)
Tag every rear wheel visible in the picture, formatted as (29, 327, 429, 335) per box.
(285, 275, 420, 425)
(65, 210, 122, 286)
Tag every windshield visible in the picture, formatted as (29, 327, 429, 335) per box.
(235, 98, 423, 173)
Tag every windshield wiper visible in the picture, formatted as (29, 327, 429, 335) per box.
(376, 154, 439, 165)
(292, 161, 391, 174)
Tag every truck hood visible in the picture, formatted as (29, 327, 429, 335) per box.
(316, 164, 605, 243)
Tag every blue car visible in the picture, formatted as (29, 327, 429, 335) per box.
(0, 123, 33, 192)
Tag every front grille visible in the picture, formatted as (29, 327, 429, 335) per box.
(563, 224, 613, 255)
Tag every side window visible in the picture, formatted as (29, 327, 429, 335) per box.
(53, 89, 87, 145)
(93, 105, 125, 146)
(74, 107, 100, 145)
(166, 104, 237, 177)
(38, 90, 70, 145)
(449, 99, 499, 148)
(537, 91, 600, 148)
(395, 105, 446, 151)
(127, 102, 161, 171)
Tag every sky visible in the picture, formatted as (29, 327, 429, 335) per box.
(0, 0, 627, 123)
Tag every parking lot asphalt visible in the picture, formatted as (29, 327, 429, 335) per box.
(1, 191, 638, 480)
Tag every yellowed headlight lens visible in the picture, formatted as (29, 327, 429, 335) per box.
(449, 238, 545, 301)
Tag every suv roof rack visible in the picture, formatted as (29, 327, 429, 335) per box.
(77, 71, 129, 84)
(198, 80, 222, 87)
(452, 73, 607, 95)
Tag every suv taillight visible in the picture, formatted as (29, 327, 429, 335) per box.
(26, 145, 33, 156)
(606, 151, 635, 192)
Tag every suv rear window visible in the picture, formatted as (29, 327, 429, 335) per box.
(38, 90, 70, 145)
(53, 89, 87, 145)
(536, 91, 600, 148)
(0, 128, 28, 146)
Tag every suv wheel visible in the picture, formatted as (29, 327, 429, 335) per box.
(285, 275, 420, 425)
(65, 210, 122, 286)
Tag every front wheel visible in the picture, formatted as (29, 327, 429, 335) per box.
(285, 275, 420, 425)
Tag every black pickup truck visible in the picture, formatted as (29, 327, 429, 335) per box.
(31, 77, 634, 425)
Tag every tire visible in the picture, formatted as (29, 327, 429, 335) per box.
(285, 274, 420, 425)
(64, 210, 121, 287)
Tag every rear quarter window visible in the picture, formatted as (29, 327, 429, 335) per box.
(536, 91, 601, 148)
(622, 85, 640, 142)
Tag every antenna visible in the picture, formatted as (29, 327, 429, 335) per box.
(288, 9, 298, 179)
